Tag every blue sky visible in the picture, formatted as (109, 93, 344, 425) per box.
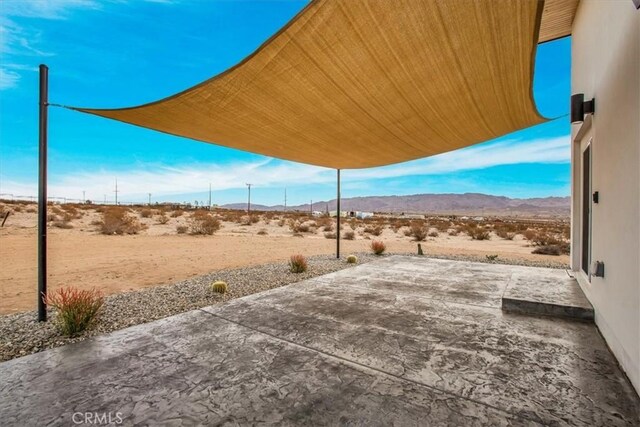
(0, 0, 571, 206)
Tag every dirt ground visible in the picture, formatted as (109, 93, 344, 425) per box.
(0, 203, 569, 314)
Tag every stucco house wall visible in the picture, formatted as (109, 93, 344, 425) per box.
(570, 0, 640, 393)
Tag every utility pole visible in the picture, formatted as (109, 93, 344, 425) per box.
(310, 199, 313, 215)
(208, 183, 212, 210)
(246, 183, 252, 215)
(148, 193, 152, 206)
(114, 179, 119, 205)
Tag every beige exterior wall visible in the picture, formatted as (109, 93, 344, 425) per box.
(570, 0, 640, 393)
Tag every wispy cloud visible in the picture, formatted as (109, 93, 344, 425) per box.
(0, 1, 100, 91)
(1, 0, 100, 20)
(0, 135, 570, 202)
(0, 67, 21, 89)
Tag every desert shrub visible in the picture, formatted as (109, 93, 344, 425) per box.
(44, 287, 104, 336)
(486, 254, 499, 261)
(316, 217, 332, 229)
(531, 232, 561, 247)
(496, 229, 516, 240)
(211, 280, 228, 294)
(61, 204, 80, 218)
(324, 232, 337, 239)
(170, 210, 184, 218)
(532, 245, 563, 256)
(257, 229, 268, 235)
(289, 254, 308, 273)
(26, 207, 37, 213)
(157, 213, 169, 224)
(428, 230, 439, 238)
(189, 214, 221, 235)
(277, 219, 286, 227)
(348, 219, 358, 230)
(240, 215, 259, 226)
(410, 222, 429, 241)
(467, 227, 491, 240)
(522, 229, 537, 241)
(176, 225, 188, 234)
(363, 225, 383, 236)
(370, 240, 386, 255)
(298, 223, 310, 233)
(343, 230, 355, 240)
(140, 208, 153, 218)
(53, 220, 73, 229)
(346, 255, 358, 264)
(433, 220, 451, 232)
(90, 219, 102, 226)
(448, 228, 459, 236)
(288, 220, 310, 233)
(100, 207, 144, 235)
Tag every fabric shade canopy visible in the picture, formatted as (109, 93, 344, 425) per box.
(75, 0, 553, 169)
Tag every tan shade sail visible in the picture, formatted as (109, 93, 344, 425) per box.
(76, 0, 550, 169)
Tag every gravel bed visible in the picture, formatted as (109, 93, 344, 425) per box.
(0, 253, 378, 362)
(0, 252, 568, 362)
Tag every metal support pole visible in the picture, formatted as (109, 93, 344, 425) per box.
(37, 64, 48, 321)
(336, 169, 341, 259)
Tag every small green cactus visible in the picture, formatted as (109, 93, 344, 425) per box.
(346, 255, 358, 264)
(211, 280, 228, 294)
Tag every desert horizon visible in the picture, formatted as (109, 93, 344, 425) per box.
(0, 197, 570, 315)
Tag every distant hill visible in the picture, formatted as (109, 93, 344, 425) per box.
(221, 193, 570, 217)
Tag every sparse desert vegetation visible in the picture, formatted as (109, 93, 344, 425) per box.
(0, 199, 570, 314)
(99, 207, 145, 235)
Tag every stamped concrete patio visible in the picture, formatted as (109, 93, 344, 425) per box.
(1, 256, 638, 426)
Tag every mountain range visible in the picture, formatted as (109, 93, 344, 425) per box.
(221, 193, 570, 217)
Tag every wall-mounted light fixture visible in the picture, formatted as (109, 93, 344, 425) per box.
(592, 261, 605, 278)
(571, 94, 595, 124)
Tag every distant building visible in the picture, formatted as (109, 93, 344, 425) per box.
(346, 211, 374, 219)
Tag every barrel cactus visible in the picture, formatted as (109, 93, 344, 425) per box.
(211, 280, 228, 294)
(346, 255, 358, 264)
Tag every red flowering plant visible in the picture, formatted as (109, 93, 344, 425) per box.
(44, 287, 104, 336)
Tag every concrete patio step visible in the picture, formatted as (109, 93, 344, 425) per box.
(501, 270, 594, 321)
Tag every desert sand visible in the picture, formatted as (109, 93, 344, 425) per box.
(0, 204, 568, 314)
